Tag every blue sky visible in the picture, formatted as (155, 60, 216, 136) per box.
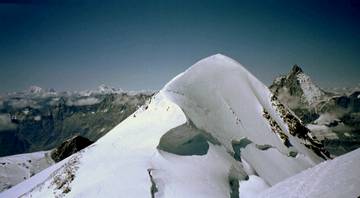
(0, 0, 359, 93)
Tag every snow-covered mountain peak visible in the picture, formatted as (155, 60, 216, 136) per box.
(2, 54, 331, 198)
(191, 53, 243, 70)
(97, 84, 123, 94)
(270, 64, 328, 106)
(28, 86, 43, 94)
(22, 86, 58, 97)
(77, 84, 123, 96)
(166, 54, 237, 80)
(164, 54, 329, 160)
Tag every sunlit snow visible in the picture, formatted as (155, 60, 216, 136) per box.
(1, 54, 356, 198)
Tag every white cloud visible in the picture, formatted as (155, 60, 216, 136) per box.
(67, 97, 100, 106)
(8, 99, 36, 109)
(276, 88, 302, 109)
(34, 115, 42, 121)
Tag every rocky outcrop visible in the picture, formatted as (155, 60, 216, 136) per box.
(269, 95, 331, 159)
(51, 136, 93, 162)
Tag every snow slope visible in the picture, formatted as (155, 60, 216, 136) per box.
(0, 151, 54, 192)
(1, 54, 332, 198)
(1, 158, 68, 198)
(259, 148, 360, 198)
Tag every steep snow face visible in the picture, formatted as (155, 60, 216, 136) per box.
(2, 54, 330, 198)
(164, 55, 327, 165)
(259, 148, 360, 198)
(296, 73, 326, 106)
(164, 54, 282, 150)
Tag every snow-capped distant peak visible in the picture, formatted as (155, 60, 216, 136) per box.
(97, 84, 123, 94)
(77, 85, 123, 96)
(289, 64, 327, 105)
(270, 64, 328, 106)
(25, 86, 59, 98)
(28, 86, 43, 94)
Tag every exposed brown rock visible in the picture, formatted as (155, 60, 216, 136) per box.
(51, 135, 93, 162)
(269, 95, 331, 159)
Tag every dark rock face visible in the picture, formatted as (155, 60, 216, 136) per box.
(269, 65, 306, 104)
(51, 136, 93, 162)
(0, 92, 154, 157)
(291, 64, 303, 74)
(262, 109, 292, 148)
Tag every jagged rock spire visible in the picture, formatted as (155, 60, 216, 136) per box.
(291, 64, 303, 74)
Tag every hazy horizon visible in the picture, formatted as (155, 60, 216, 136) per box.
(1, 0, 359, 93)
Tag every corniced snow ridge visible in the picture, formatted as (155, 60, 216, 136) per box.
(3, 54, 355, 198)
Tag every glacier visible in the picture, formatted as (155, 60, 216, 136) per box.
(1, 54, 358, 198)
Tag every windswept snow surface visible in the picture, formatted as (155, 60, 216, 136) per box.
(239, 175, 269, 198)
(259, 148, 360, 198)
(2, 54, 332, 198)
(163, 54, 324, 182)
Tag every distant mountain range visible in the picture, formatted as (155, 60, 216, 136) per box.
(0, 85, 154, 157)
(0, 85, 155, 191)
(1, 66, 359, 158)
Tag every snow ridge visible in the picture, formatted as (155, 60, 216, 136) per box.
(2, 54, 333, 198)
